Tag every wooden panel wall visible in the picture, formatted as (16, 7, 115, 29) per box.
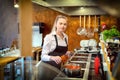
(32, 4, 66, 38)
(100, 15, 117, 30)
(32, 3, 118, 51)
(67, 16, 100, 50)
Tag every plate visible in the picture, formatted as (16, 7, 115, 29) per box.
(88, 39, 97, 47)
(80, 40, 89, 47)
(88, 50, 99, 53)
(77, 49, 87, 52)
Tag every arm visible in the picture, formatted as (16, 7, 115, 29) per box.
(41, 34, 62, 64)
(41, 35, 52, 61)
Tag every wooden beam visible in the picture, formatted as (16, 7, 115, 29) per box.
(19, 0, 33, 57)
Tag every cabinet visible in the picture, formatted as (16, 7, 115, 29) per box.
(0, 57, 23, 80)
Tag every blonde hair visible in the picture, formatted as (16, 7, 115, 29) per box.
(51, 15, 68, 32)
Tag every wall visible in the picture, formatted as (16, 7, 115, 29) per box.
(33, 3, 118, 51)
(100, 15, 118, 30)
(0, 0, 18, 49)
(0, 1, 118, 51)
(0, 1, 118, 52)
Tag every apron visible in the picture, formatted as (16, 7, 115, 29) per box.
(43, 35, 68, 69)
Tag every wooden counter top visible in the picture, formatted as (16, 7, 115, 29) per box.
(0, 57, 21, 80)
(32, 47, 42, 53)
(0, 57, 20, 67)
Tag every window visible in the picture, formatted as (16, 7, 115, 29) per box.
(32, 25, 42, 47)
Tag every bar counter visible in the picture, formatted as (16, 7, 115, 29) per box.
(0, 51, 103, 80)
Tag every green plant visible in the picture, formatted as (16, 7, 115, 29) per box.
(102, 25, 120, 41)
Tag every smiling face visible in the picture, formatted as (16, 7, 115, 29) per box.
(56, 17, 67, 33)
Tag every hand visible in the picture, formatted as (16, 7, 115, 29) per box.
(50, 56, 62, 64)
(61, 55, 68, 63)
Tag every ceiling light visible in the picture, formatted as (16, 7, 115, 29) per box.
(80, 7, 84, 10)
(14, 0, 19, 8)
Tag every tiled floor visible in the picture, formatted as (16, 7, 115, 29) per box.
(89, 69, 103, 80)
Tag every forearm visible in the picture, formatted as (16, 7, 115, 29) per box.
(41, 54, 51, 61)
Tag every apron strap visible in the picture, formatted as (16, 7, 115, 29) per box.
(54, 35, 68, 46)
(65, 38, 68, 46)
(54, 35, 58, 46)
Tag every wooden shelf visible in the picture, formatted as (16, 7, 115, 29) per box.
(100, 41, 115, 80)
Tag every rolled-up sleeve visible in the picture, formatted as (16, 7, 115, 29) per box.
(41, 35, 51, 61)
